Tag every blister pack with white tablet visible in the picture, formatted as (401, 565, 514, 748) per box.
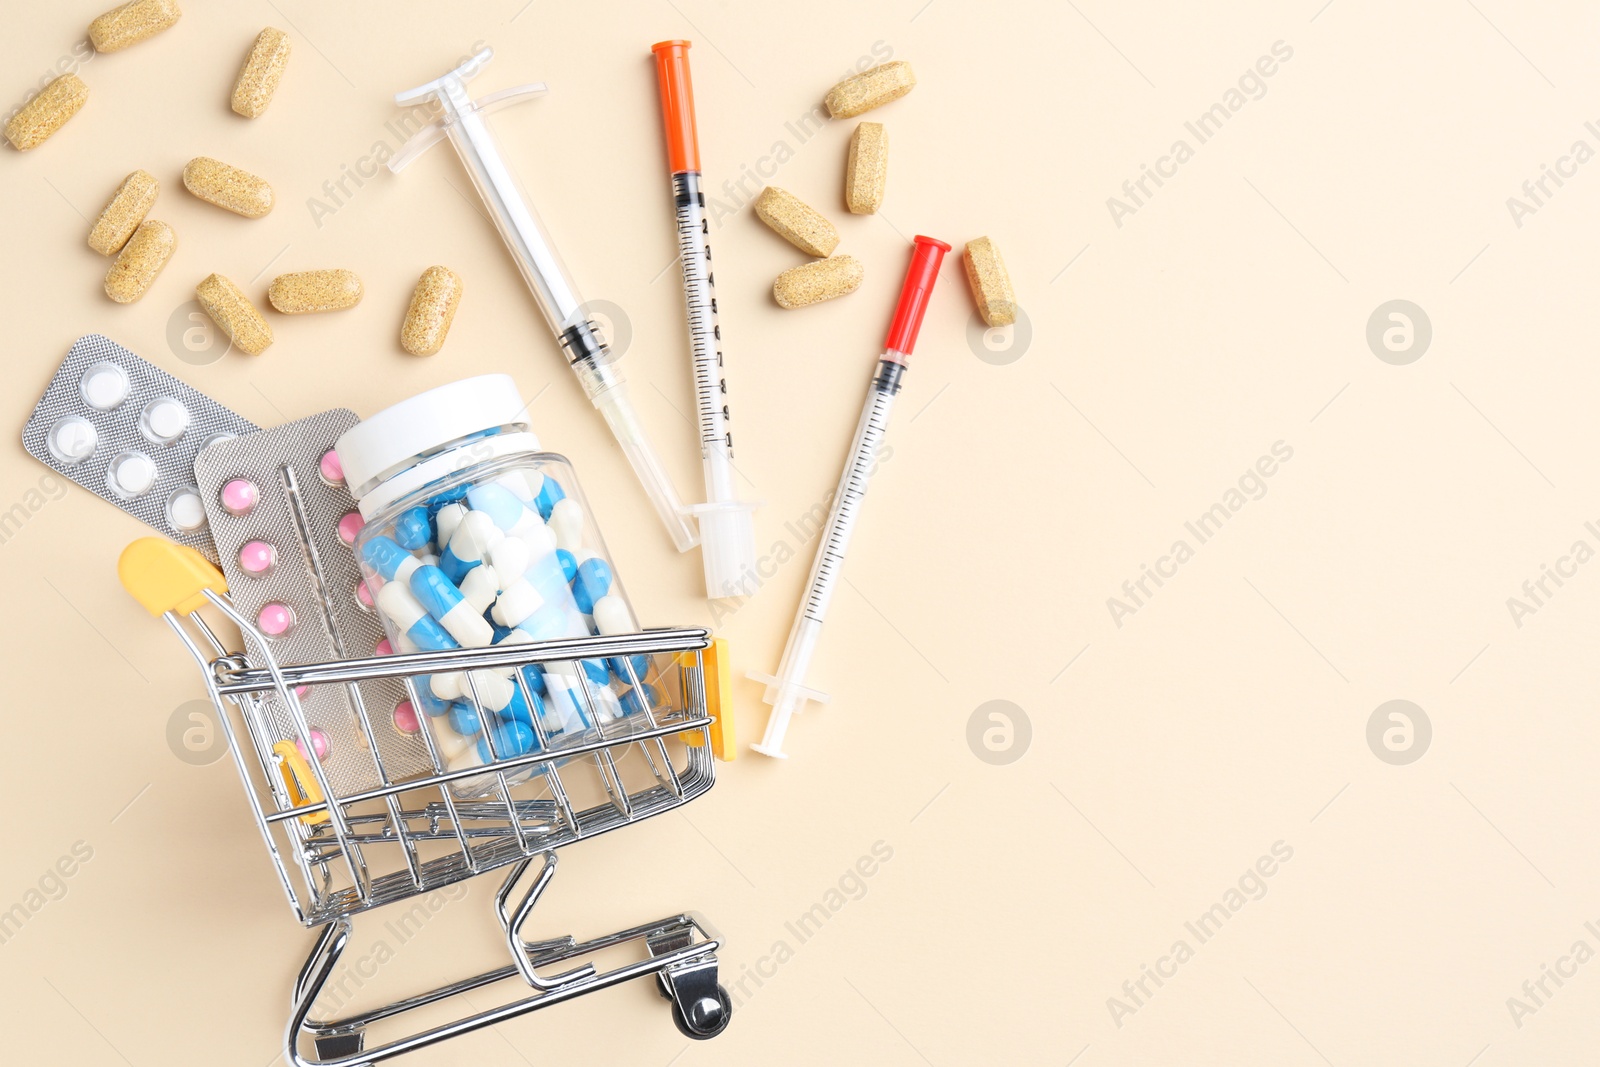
(22, 334, 259, 562)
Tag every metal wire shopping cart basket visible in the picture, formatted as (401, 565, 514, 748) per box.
(119, 538, 734, 1065)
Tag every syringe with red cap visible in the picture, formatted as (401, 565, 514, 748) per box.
(749, 235, 952, 758)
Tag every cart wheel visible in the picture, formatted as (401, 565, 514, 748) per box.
(670, 984, 732, 1040)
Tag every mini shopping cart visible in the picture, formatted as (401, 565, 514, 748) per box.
(119, 538, 734, 1065)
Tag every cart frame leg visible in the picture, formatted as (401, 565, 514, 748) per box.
(284, 854, 728, 1066)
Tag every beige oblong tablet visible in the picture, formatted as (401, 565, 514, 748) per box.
(824, 61, 915, 119)
(231, 28, 291, 118)
(963, 237, 1016, 327)
(89, 0, 182, 53)
(4, 74, 88, 151)
(845, 122, 888, 215)
(401, 266, 463, 356)
(183, 156, 273, 218)
(754, 186, 839, 258)
(197, 273, 273, 355)
(773, 255, 863, 309)
(268, 270, 363, 314)
(88, 170, 160, 256)
(104, 220, 176, 303)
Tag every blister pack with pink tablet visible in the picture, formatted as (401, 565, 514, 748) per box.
(193, 410, 434, 794)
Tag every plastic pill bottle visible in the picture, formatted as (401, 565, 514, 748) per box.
(336, 375, 670, 792)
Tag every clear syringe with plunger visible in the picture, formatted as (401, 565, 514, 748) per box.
(390, 48, 699, 553)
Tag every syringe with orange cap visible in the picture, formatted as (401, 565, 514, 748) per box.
(651, 40, 758, 601)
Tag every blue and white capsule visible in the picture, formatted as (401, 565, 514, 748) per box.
(393, 506, 433, 551)
(426, 484, 470, 517)
(439, 510, 502, 584)
(533, 476, 565, 520)
(493, 469, 543, 503)
(447, 703, 483, 737)
(458, 564, 501, 614)
(515, 600, 587, 642)
(461, 668, 515, 711)
(363, 535, 422, 585)
(497, 684, 545, 731)
(538, 671, 592, 734)
(489, 536, 533, 584)
(491, 530, 571, 628)
(570, 556, 612, 615)
(608, 654, 651, 686)
(478, 718, 539, 762)
(548, 497, 585, 552)
(591, 594, 635, 637)
(375, 581, 459, 652)
(410, 564, 494, 648)
(521, 662, 547, 696)
(491, 577, 546, 628)
(565, 670, 623, 725)
(434, 501, 467, 550)
(411, 679, 453, 718)
(467, 483, 546, 540)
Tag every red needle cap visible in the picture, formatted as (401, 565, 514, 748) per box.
(884, 235, 952, 356)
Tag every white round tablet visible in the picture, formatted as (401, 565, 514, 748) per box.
(107, 451, 156, 498)
(166, 487, 206, 531)
(80, 361, 130, 410)
(47, 417, 97, 465)
(141, 397, 190, 443)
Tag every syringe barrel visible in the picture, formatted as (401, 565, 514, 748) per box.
(670, 174, 735, 473)
(432, 82, 588, 345)
(673, 174, 752, 594)
(798, 382, 896, 627)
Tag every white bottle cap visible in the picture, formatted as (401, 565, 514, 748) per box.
(336, 375, 542, 517)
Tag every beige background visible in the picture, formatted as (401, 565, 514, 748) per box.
(2, 0, 1597, 1063)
